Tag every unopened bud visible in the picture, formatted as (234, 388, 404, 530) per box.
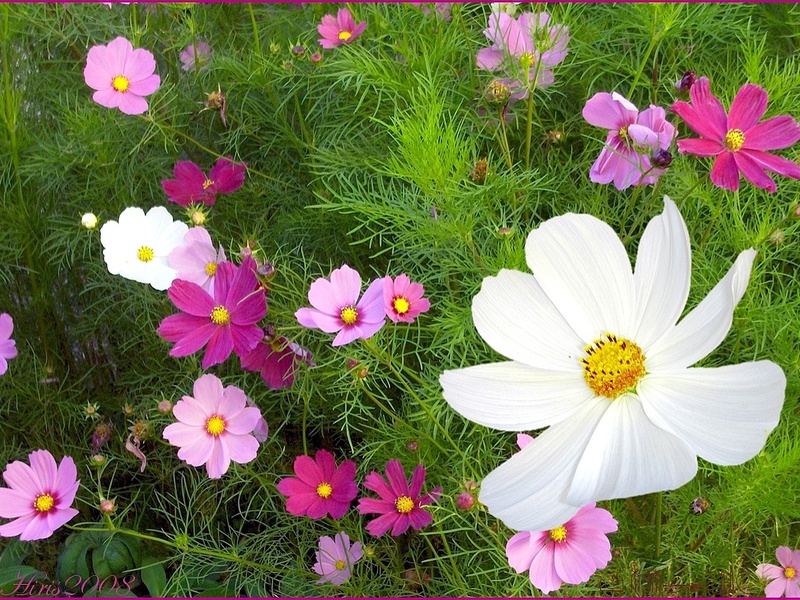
(310, 52, 322, 64)
(358, 367, 368, 379)
(100, 499, 116, 514)
(651, 148, 673, 169)
(675, 70, 696, 94)
(456, 492, 475, 511)
(292, 45, 305, 56)
(497, 226, 513, 236)
(269, 42, 281, 54)
(470, 158, 488, 184)
(190, 209, 207, 226)
(464, 480, 477, 491)
(123, 404, 134, 416)
(346, 358, 359, 371)
(257, 262, 275, 278)
(406, 441, 419, 452)
(90, 454, 107, 467)
(157, 399, 173, 414)
(769, 229, 785, 246)
(81, 213, 99, 230)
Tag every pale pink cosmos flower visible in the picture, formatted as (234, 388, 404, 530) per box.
(313, 531, 363, 586)
(0, 450, 79, 541)
(671, 77, 800, 192)
(0, 313, 17, 376)
(756, 546, 800, 597)
(295, 264, 385, 347)
(180, 41, 212, 72)
(276, 449, 358, 520)
(583, 92, 677, 190)
(163, 373, 263, 479)
(84, 37, 160, 115)
(318, 8, 366, 49)
(383, 274, 431, 323)
(168, 227, 226, 295)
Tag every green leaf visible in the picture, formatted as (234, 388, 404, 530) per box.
(139, 556, 167, 597)
(0, 539, 32, 567)
(0, 565, 47, 594)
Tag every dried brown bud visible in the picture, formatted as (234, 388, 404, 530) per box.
(470, 158, 488, 184)
(486, 80, 511, 104)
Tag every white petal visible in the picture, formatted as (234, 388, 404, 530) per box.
(637, 362, 785, 465)
(440, 361, 592, 430)
(478, 396, 610, 531)
(631, 197, 691, 349)
(473, 270, 585, 371)
(645, 249, 755, 370)
(566, 394, 697, 506)
(525, 213, 635, 342)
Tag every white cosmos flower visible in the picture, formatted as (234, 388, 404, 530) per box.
(100, 206, 188, 291)
(440, 196, 785, 532)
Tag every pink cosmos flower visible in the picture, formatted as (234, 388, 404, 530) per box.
(506, 502, 618, 594)
(241, 335, 314, 390)
(246, 398, 269, 443)
(295, 264, 385, 347)
(0, 450, 79, 541)
(163, 374, 263, 479)
(84, 37, 160, 115)
(276, 449, 358, 520)
(383, 274, 431, 323)
(756, 546, 800, 598)
(180, 41, 212, 72)
(0, 313, 17, 376)
(168, 227, 226, 295)
(161, 156, 247, 207)
(410, 2, 452, 21)
(157, 256, 267, 369)
(357, 460, 442, 537)
(313, 532, 363, 586)
(583, 92, 677, 190)
(318, 8, 366, 49)
(671, 77, 800, 192)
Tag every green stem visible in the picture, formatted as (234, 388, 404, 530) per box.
(497, 105, 513, 171)
(524, 56, 543, 170)
(247, 4, 261, 56)
(628, 29, 660, 98)
(301, 396, 309, 455)
(653, 492, 663, 560)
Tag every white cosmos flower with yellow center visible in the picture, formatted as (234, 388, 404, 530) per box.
(440, 197, 785, 532)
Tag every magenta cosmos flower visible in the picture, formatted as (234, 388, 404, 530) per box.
(0, 313, 17, 376)
(313, 531, 363, 586)
(318, 8, 366, 49)
(168, 226, 226, 295)
(506, 502, 618, 594)
(295, 264, 385, 347)
(671, 77, 800, 192)
(757, 547, 800, 598)
(383, 274, 431, 323)
(180, 40, 212, 71)
(158, 256, 267, 369)
(276, 449, 358, 520)
(163, 374, 263, 479)
(161, 156, 247, 207)
(241, 335, 314, 390)
(357, 460, 442, 537)
(0, 450, 79, 541)
(583, 92, 677, 190)
(84, 37, 160, 115)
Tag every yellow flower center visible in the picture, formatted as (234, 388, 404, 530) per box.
(340, 306, 358, 325)
(395, 495, 415, 514)
(334, 559, 346, 570)
(205, 262, 218, 276)
(137, 246, 155, 262)
(549, 525, 567, 543)
(724, 128, 745, 151)
(786, 567, 797, 580)
(581, 333, 646, 399)
(210, 306, 230, 325)
(618, 125, 631, 147)
(34, 493, 55, 513)
(316, 482, 333, 498)
(203, 178, 214, 190)
(112, 75, 130, 92)
(519, 52, 535, 70)
(205, 415, 225, 436)
(393, 297, 410, 315)
(338, 30, 352, 41)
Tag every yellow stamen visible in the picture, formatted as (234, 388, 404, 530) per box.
(618, 125, 630, 146)
(785, 567, 797, 580)
(137, 246, 155, 262)
(393, 297, 410, 315)
(519, 52, 534, 70)
(334, 559, 346, 570)
(34, 494, 55, 513)
(112, 75, 130, 92)
(205, 262, 218, 276)
(340, 306, 358, 325)
(210, 306, 230, 325)
(581, 333, 646, 399)
(395, 495, 415, 514)
(203, 179, 214, 190)
(725, 128, 745, 151)
(205, 415, 225, 436)
(316, 482, 333, 498)
(338, 31, 352, 41)
(549, 525, 567, 543)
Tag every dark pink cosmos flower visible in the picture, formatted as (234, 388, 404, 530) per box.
(158, 256, 267, 369)
(671, 77, 800, 192)
(240, 335, 314, 390)
(161, 156, 247, 207)
(318, 8, 366, 49)
(357, 460, 442, 537)
(276, 450, 358, 520)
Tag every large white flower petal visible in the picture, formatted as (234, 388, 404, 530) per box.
(631, 197, 691, 349)
(638, 362, 785, 465)
(440, 361, 592, 430)
(473, 270, 585, 371)
(645, 249, 755, 370)
(566, 394, 697, 506)
(525, 213, 636, 342)
(478, 396, 610, 531)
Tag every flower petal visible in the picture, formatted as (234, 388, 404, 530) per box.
(742, 115, 800, 151)
(733, 151, 777, 192)
(727, 83, 768, 132)
(709, 151, 741, 191)
(582, 92, 636, 130)
(676, 138, 725, 157)
(742, 149, 800, 180)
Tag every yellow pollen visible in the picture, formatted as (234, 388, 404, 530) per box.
(210, 306, 230, 325)
(581, 333, 646, 399)
(340, 306, 358, 325)
(519, 52, 535, 70)
(137, 246, 155, 262)
(112, 75, 130, 92)
(618, 125, 630, 145)
(338, 30, 352, 41)
(785, 567, 797, 580)
(202, 178, 214, 190)
(205, 262, 218, 276)
(334, 559, 346, 570)
(316, 482, 333, 498)
(393, 297, 410, 315)
(395, 495, 415, 514)
(725, 128, 745, 151)
(34, 493, 55, 513)
(205, 415, 225, 436)
(549, 525, 567, 543)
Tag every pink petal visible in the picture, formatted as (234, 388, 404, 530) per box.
(628, 124, 659, 149)
(19, 515, 58, 541)
(220, 432, 258, 464)
(407, 507, 433, 530)
(3, 461, 42, 497)
(224, 406, 262, 436)
(158, 313, 209, 343)
(0, 515, 34, 538)
(583, 92, 636, 130)
(553, 540, 600, 585)
(363, 471, 395, 502)
(176, 435, 215, 468)
(0, 313, 12, 340)
(785, 579, 800, 598)
(326, 498, 351, 520)
(293, 455, 324, 487)
(117, 94, 149, 116)
(28, 450, 57, 490)
(168, 279, 215, 317)
(756, 563, 783, 579)
(506, 531, 548, 573)
(357, 497, 395, 515)
(209, 157, 247, 194)
(53, 456, 78, 501)
(476, 47, 504, 71)
(304, 495, 330, 520)
(685, 76, 728, 140)
(709, 151, 740, 191)
(0, 488, 36, 519)
(589, 146, 621, 184)
(528, 543, 562, 594)
(230, 292, 267, 327)
(328, 265, 363, 309)
(127, 73, 160, 97)
(408, 463, 426, 499)
(676, 138, 725, 157)
(204, 440, 230, 478)
(330, 461, 358, 501)
(727, 83, 768, 132)
(733, 151, 776, 192)
(348, 21, 367, 42)
(201, 326, 234, 368)
(230, 323, 264, 358)
(296, 307, 342, 333)
(331, 326, 363, 346)
(743, 115, 800, 151)
(168, 321, 216, 357)
(384, 459, 410, 497)
(764, 577, 787, 598)
(163, 422, 202, 448)
(286, 492, 320, 517)
(92, 88, 123, 109)
(365, 512, 399, 537)
(776, 546, 794, 568)
(390, 513, 411, 536)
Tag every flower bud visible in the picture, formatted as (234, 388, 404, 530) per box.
(257, 262, 275, 278)
(456, 492, 475, 511)
(90, 454, 107, 467)
(310, 52, 322, 64)
(485, 80, 511, 104)
(99, 499, 116, 514)
(157, 399, 173, 414)
(84, 402, 100, 419)
(406, 440, 419, 452)
(292, 45, 305, 56)
(497, 226, 513, 236)
(190, 209, 207, 226)
(675, 71, 696, 94)
(651, 148, 673, 169)
(81, 213, 99, 230)
(464, 480, 477, 491)
(269, 42, 281, 54)
(470, 158, 488, 184)
(346, 358, 359, 371)
(123, 404, 134, 416)
(769, 229, 786, 246)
